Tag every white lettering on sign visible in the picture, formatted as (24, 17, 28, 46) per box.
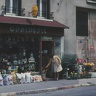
(10, 26, 47, 34)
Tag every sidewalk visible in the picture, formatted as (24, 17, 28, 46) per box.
(0, 78, 96, 96)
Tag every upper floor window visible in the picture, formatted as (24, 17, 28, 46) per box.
(5, 0, 18, 15)
(76, 9, 88, 36)
(37, 0, 50, 18)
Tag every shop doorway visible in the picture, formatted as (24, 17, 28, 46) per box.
(42, 40, 54, 77)
(42, 40, 54, 67)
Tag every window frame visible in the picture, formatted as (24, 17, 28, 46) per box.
(37, 0, 47, 18)
(5, 0, 18, 15)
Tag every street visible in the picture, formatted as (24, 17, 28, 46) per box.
(18, 86, 96, 96)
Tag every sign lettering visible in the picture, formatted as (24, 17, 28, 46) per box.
(10, 26, 47, 35)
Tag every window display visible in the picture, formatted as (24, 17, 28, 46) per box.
(0, 35, 40, 74)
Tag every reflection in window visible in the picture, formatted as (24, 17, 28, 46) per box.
(5, 0, 18, 15)
(13, 0, 18, 13)
(6, 0, 10, 13)
(42, 0, 47, 17)
(37, 0, 47, 18)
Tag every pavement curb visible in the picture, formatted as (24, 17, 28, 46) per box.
(0, 83, 95, 96)
(0, 92, 16, 96)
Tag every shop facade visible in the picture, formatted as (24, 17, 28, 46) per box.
(1, 0, 96, 74)
(0, 16, 67, 74)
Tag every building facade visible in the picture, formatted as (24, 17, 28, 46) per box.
(53, 0, 96, 70)
(0, 0, 96, 73)
(50, 0, 96, 70)
(0, 0, 68, 74)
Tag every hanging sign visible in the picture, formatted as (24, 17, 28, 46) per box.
(32, 5, 38, 17)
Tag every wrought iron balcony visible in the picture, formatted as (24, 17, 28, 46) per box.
(1, 6, 25, 16)
(1, 6, 54, 19)
(28, 10, 54, 19)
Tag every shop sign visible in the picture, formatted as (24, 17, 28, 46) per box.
(42, 36, 53, 40)
(32, 5, 38, 17)
(0, 24, 64, 36)
(10, 26, 47, 35)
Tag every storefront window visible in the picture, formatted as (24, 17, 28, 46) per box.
(0, 35, 40, 73)
(5, 0, 18, 15)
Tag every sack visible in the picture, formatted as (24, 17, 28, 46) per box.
(16, 73, 21, 80)
(3, 74, 8, 85)
(7, 74, 13, 85)
(25, 72, 31, 83)
(0, 74, 3, 86)
(20, 73, 26, 84)
(11, 71, 17, 84)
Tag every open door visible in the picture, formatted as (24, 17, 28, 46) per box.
(42, 40, 54, 67)
(42, 40, 54, 77)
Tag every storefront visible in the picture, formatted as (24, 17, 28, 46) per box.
(0, 16, 68, 74)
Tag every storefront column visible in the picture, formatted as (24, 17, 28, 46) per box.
(40, 36, 42, 73)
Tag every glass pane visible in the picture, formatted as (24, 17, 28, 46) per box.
(37, 0, 40, 16)
(6, 0, 10, 13)
(13, 0, 18, 13)
(42, 0, 47, 17)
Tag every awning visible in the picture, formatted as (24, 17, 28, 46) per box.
(0, 16, 68, 29)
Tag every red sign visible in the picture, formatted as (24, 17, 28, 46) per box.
(77, 59, 86, 63)
(90, 45, 94, 50)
